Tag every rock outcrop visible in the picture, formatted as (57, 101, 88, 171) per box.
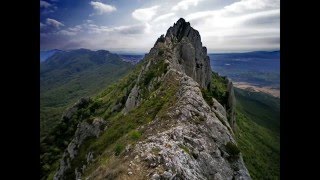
(159, 18, 212, 89)
(128, 72, 250, 179)
(53, 118, 106, 180)
(62, 97, 91, 120)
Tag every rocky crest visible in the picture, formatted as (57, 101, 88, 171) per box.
(86, 18, 250, 179)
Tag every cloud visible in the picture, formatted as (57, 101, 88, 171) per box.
(46, 18, 64, 29)
(153, 13, 175, 22)
(114, 24, 147, 34)
(224, 0, 279, 14)
(183, 0, 280, 52)
(40, 22, 46, 29)
(90, 1, 116, 15)
(40, 1, 51, 8)
(172, 0, 202, 11)
(57, 30, 77, 36)
(132, 5, 159, 22)
(41, 0, 280, 52)
(68, 26, 82, 32)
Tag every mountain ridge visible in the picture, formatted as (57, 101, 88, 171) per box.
(42, 18, 251, 180)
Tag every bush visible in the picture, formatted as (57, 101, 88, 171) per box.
(144, 71, 155, 85)
(158, 50, 164, 56)
(201, 89, 214, 106)
(179, 144, 190, 155)
(130, 130, 141, 140)
(226, 141, 240, 157)
(114, 144, 124, 156)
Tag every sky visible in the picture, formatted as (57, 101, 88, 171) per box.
(40, 0, 280, 53)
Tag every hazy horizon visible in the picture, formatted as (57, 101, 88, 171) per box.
(40, 47, 280, 55)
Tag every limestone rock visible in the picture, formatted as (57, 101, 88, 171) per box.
(53, 118, 106, 180)
(122, 85, 141, 114)
(62, 97, 90, 120)
(128, 73, 251, 180)
(163, 18, 212, 89)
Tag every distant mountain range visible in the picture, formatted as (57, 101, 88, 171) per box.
(40, 49, 133, 137)
(40, 49, 65, 62)
(118, 54, 144, 64)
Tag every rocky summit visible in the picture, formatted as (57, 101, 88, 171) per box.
(44, 18, 251, 180)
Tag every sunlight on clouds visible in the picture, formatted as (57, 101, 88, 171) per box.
(41, 0, 280, 52)
(46, 18, 64, 29)
(172, 0, 202, 11)
(40, 1, 51, 8)
(132, 5, 160, 22)
(90, 1, 116, 15)
(153, 13, 175, 22)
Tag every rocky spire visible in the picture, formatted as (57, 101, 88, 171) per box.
(161, 18, 212, 89)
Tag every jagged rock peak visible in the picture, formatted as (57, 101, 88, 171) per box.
(156, 18, 211, 89)
(165, 18, 201, 45)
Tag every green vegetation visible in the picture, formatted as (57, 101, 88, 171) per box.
(235, 88, 280, 179)
(202, 71, 228, 107)
(225, 142, 240, 157)
(114, 144, 125, 156)
(41, 47, 279, 180)
(235, 88, 280, 132)
(40, 50, 133, 137)
(40, 98, 93, 179)
(141, 57, 168, 87)
(42, 53, 177, 180)
(179, 144, 190, 155)
(130, 130, 142, 140)
(203, 72, 279, 180)
(40, 58, 140, 180)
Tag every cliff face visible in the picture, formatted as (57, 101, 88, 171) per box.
(50, 18, 250, 180)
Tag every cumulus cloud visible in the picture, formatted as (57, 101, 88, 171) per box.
(224, 0, 279, 14)
(132, 5, 159, 22)
(40, 1, 51, 8)
(46, 18, 64, 29)
(57, 30, 77, 36)
(153, 13, 175, 22)
(172, 0, 202, 11)
(183, 0, 280, 52)
(90, 1, 116, 15)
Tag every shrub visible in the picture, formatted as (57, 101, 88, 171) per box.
(226, 141, 240, 157)
(201, 88, 214, 106)
(158, 50, 164, 56)
(144, 71, 155, 85)
(114, 144, 124, 156)
(130, 130, 141, 140)
(179, 144, 190, 155)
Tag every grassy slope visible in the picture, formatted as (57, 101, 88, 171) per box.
(40, 50, 133, 137)
(41, 50, 173, 180)
(234, 88, 280, 179)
